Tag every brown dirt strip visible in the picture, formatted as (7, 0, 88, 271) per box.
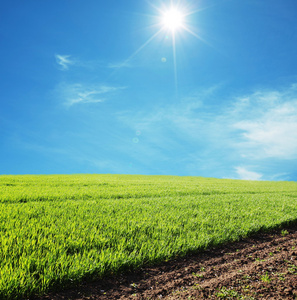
(38, 224, 297, 300)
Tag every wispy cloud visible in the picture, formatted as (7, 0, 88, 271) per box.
(235, 167, 262, 181)
(56, 82, 126, 107)
(233, 86, 297, 160)
(55, 54, 74, 70)
(117, 83, 297, 180)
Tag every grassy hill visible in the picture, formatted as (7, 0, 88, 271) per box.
(1, 174, 297, 299)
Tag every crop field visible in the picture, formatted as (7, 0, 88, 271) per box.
(0, 174, 297, 299)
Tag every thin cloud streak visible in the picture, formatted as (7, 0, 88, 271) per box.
(55, 54, 74, 70)
(55, 83, 126, 107)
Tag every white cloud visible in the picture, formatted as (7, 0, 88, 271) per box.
(235, 167, 263, 181)
(117, 83, 297, 180)
(233, 89, 297, 159)
(55, 54, 74, 70)
(56, 83, 126, 106)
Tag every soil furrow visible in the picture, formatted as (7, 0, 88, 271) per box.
(38, 224, 297, 300)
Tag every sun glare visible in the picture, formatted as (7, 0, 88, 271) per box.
(118, 3, 203, 95)
(162, 7, 184, 31)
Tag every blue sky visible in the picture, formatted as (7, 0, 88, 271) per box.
(1, 0, 297, 180)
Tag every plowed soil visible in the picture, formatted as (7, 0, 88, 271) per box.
(39, 224, 297, 300)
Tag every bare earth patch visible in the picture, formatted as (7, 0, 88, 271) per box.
(38, 224, 297, 299)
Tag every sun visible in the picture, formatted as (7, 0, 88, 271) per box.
(162, 7, 184, 32)
(118, 2, 203, 94)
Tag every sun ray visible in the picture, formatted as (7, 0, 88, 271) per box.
(172, 31, 178, 97)
(124, 28, 164, 65)
(182, 25, 214, 48)
(107, 28, 163, 79)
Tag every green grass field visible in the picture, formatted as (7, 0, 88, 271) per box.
(1, 174, 297, 299)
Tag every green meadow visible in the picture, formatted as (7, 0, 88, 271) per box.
(1, 174, 297, 299)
